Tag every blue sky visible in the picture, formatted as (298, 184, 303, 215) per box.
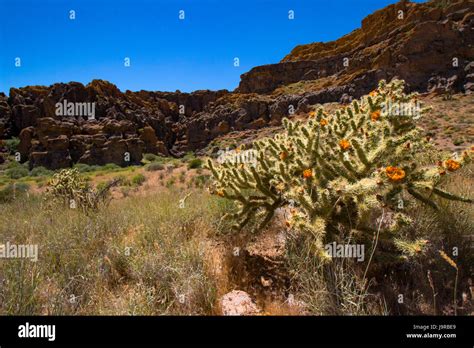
(0, 0, 424, 94)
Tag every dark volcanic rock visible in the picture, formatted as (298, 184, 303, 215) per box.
(1, 81, 238, 168)
(1, 0, 472, 169)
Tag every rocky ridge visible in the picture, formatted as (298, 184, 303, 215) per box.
(238, 0, 473, 94)
(0, 0, 472, 169)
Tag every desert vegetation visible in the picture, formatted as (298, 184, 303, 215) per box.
(0, 185, 228, 315)
(0, 82, 472, 316)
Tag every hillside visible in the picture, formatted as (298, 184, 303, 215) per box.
(0, 0, 472, 171)
(238, 0, 473, 94)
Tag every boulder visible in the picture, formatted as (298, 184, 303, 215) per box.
(220, 290, 260, 316)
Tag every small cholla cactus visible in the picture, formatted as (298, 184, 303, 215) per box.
(46, 168, 118, 214)
(207, 80, 473, 261)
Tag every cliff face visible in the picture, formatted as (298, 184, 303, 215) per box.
(0, 80, 281, 168)
(237, 0, 474, 94)
(1, 0, 473, 169)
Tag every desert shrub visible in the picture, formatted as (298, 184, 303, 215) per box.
(188, 158, 203, 169)
(143, 153, 176, 165)
(146, 162, 164, 172)
(113, 174, 131, 186)
(143, 153, 158, 162)
(6, 165, 29, 179)
(102, 163, 120, 171)
(0, 190, 224, 315)
(14, 182, 30, 192)
(47, 168, 89, 204)
(30, 166, 53, 177)
(46, 169, 118, 213)
(207, 80, 473, 262)
(96, 181, 111, 192)
(158, 155, 176, 164)
(74, 163, 99, 173)
(4, 137, 20, 154)
(131, 173, 146, 186)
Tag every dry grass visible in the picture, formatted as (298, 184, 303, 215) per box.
(283, 160, 473, 316)
(0, 187, 230, 315)
(0, 161, 472, 315)
(0, 92, 472, 316)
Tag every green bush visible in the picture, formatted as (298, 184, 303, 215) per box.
(113, 175, 131, 186)
(14, 182, 30, 192)
(96, 181, 110, 192)
(188, 158, 203, 169)
(146, 162, 165, 172)
(30, 166, 53, 177)
(131, 173, 146, 186)
(157, 156, 173, 163)
(102, 163, 120, 171)
(4, 137, 20, 154)
(6, 166, 29, 179)
(143, 153, 173, 165)
(74, 163, 100, 173)
(143, 153, 158, 162)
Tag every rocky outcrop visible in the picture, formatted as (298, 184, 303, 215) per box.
(8, 84, 159, 169)
(1, 0, 472, 169)
(17, 117, 145, 169)
(0, 80, 283, 167)
(237, 0, 474, 95)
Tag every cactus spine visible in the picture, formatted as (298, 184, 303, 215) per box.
(207, 80, 473, 260)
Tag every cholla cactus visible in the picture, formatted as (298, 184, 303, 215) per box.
(207, 80, 472, 260)
(46, 168, 117, 213)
